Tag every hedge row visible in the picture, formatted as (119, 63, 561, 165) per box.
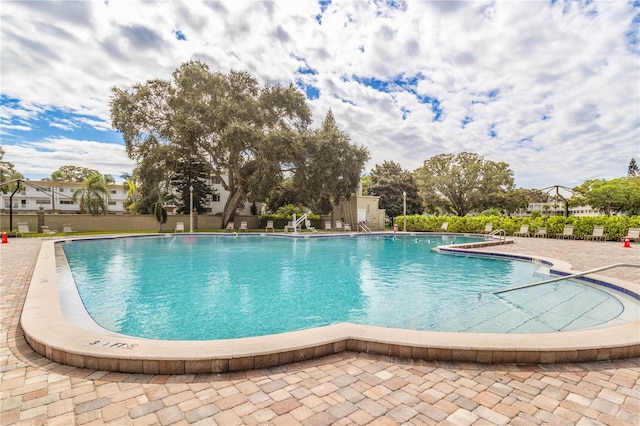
(393, 214, 640, 241)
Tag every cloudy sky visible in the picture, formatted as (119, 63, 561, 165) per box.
(1, 0, 639, 189)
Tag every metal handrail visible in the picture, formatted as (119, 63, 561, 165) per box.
(359, 222, 372, 233)
(486, 229, 506, 242)
(491, 263, 640, 295)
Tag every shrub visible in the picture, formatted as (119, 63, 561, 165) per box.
(394, 214, 640, 241)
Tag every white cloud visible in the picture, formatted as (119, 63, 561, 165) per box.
(1, 0, 638, 189)
(3, 139, 135, 180)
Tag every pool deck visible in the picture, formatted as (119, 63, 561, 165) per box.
(2, 235, 640, 424)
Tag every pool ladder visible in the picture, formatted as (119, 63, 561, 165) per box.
(486, 229, 507, 242)
(491, 262, 640, 295)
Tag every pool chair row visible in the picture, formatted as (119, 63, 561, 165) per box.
(513, 225, 640, 241)
(16, 223, 75, 238)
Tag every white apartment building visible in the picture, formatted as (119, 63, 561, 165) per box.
(513, 203, 602, 217)
(0, 178, 254, 215)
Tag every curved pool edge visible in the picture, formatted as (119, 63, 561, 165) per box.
(21, 237, 640, 374)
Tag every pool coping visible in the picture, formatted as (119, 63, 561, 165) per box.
(21, 233, 640, 374)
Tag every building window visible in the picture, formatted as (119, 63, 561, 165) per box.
(108, 201, 117, 206)
(211, 176, 222, 185)
(36, 199, 51, 205)
(212, 194, 221, 202)
(60, 200, 74, 205)
(111, 190, 117, 194)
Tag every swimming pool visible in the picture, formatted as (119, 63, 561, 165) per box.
(60, 234, 627, 340)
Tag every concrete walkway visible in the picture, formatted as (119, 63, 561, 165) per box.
(1, 237, 639, 425)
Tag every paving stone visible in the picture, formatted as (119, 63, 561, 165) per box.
(184, 403, 218, 423)
(356, 398, 388, 417)
(155, 405, 183, 425)
(2, 238, 640, 426)
(302, 411, 337, 426)
(446, 408, 479, 424)
(326, 400, 358, 418)
(387, 404, 418, 423)
(74, 396, 112, 414)
(473, 405, 511, 425)
(128, 400, 164, 419)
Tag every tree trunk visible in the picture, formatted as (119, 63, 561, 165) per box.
(221, 188, 246, 229)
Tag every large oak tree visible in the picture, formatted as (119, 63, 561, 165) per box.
(111, 61, 368, 224)
(413, 152, 515, 216)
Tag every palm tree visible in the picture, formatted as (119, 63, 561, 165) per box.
(152, 192, 177, 231)
(72, 174, 110, 215)
(121, 173, 141, 214)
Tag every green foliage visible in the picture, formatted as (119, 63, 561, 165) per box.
(285, 110, 370, 214)
(71, 174, 110, 215)
(369, 161, 422, 221)
(152, 198, 168, 231)
(413, 152, 515, 216)
(629, 158, 639, 177)
(111, 62, 367, 224)
(51, 165, 100, 182)
(0, 146, 24, 194)
(171, 150, 213, 215)
(393, 214, 640, 241)
(572, 177, 640, 216)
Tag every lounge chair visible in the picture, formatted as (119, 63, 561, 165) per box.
(17, 223, 35, 237)
(584, 225, 605, 241)
(483, 223, 493, 234)
(305, 220, 317, 232)
(324, 221, 332, 231)
(265, 220, 275, 232)
(175, 222, 185, 233)
(514, 224, 529, 237)
(40, 225, 58, 239)
(239, 221, 248, 232)
(556, 225, 574, 239)
(622, 228, 640, 242)
(335, 220, 343, 231)
(62, 224, 75, 234)
(225, 222, 235, 232)
(440, 222, 448, 232)
(533, 227, 547, 238)
(344, 222, 352, 232)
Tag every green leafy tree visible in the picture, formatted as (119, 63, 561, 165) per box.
(413, 152, 515, 216)
(501, 188, 550, 216)
(628, 158, 639, 177)
(0, 146, 24, 194)
(111, 61, 367, 224)
(572, 177, 640, 216)
(72, 174, 110, 215)
(360, 175, 371, 195)
(170, 150, 213, 215)
(368, 161, 422, 223)
(287, 111, 369, 213)
(152, 192, 174, 232)
(51, 165, 100, 182)
(121, 172, 141, 214)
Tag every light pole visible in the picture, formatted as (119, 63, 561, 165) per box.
(189, 185, 194, 233)
(403, 191, 406, 232)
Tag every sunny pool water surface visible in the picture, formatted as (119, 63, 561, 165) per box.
(59, 235, 626, 340)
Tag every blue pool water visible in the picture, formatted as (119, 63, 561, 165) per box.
(59, 235, 625, 340)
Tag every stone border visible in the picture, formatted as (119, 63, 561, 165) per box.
(21, 234, 640, 374)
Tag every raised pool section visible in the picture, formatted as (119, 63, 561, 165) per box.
(21, 233, 640, 374)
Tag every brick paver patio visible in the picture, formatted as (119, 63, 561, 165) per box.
(1, 236, 639, 425)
